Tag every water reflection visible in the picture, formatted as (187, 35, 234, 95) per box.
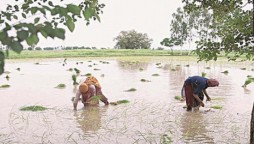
(74, 106, 108, 133)
(180, 112, 214, 143)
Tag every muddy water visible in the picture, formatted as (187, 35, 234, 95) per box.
(0, 57, 253, 144)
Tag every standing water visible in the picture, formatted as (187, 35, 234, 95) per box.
(0, 57, 253, 144)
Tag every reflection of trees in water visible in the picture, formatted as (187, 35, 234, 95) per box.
(117, 61, 149, 71)
(74, 106, 108, 133)
(180, 112, 214, 143)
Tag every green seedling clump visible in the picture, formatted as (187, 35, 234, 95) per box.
(55, 84, 66, 88)
(20, 105, 48, 111)
(152, 74, 160, 76)
(174, 96, 181, 100)
(124, 88, 137, 92)
(0, 84, 10, 88)
(211, 105, 223, 110)
(110, 100, 130, 105)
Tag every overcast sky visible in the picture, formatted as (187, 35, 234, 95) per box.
(1, 0, 183, 48)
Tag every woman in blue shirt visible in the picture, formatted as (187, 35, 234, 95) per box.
(182, 76, 219, 111)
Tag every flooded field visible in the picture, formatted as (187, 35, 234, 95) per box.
(0, 57, 254, 144)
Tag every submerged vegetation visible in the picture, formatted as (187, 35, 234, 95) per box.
(55, 84, 66, 89)
(20, 105, 48, 111)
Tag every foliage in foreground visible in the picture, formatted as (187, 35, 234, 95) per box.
(0, 0, 105, 75)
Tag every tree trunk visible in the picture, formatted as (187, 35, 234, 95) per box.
(251, 103, 254, 144)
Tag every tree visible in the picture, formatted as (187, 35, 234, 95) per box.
(161, 7, 214, 55)
(182, 0, 253, 61)
(0, 0, 105, 75)
(114, 30, 153, 49)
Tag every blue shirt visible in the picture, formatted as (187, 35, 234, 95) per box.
(185, 76, 208, 95)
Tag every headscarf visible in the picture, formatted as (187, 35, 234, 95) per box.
(79, 83, 88, 93)
(84, 76, 101, 88)
(207, 79, 219, 87)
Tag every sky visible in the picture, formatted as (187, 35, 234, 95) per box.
(1, 0, 183, 49)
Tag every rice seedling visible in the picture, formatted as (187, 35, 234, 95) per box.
(0, 84, 10, 88)
(185, 64, 189, 67)
(5, 75, 10, 80)
(74, 68, 80, 74)
(110, 100, 130, 105)
(88, 65, 92, 67)
(72, 74, 79, 85)
(124, 88, 137, 92)
(242, 76, 254, 87)
(67, 68, 73, 71)
(221, 70, 229, 74)
(240, 68, 246, 70)
(210, 105, 223, 110)
(156, 63, 161, 66)
(93, 68, 100, 71)
(20, 105, 48, 111)
(174, 96, 181, 100)
(84, 73, 92, 76)
(140, 79, 151, 82)
(35, 62, 39, 65)
(101, 74, 105, 77)
(171, 68, 176, 71)
(16, 68, 20, 71)
(211, 97, 224, 101)
(152, 74, 160, 76)
(55, 83, 66, 89)
(205, 67, 210, 69)
(139, 68, 144, 71)
(201, 72, 206, 77)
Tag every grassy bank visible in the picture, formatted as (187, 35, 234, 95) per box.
(5, 49, 192, 59)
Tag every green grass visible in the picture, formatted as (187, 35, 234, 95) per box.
(211, 105, 223, 109)
(20, 105, 48, 111)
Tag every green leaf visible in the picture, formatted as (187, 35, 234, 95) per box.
(54, 28, 65, 40)
(17, 30, 29, 41)
(0, 31, 7, 40)
(95, 14, 101, 22)
(67, 4, 81, 15)
(10, 41, 23, 53)
(22, 13, 26, 18)
(31, 7, 37, 15)
(66, 16, 75, 32)
(34, 17, 40, 24)
(83, 7, 94, 20)
(48, 1, 54, 7)
(26, 34, 39, 46)
(39, 29, 48, 38)
(13, 15, 18, 20)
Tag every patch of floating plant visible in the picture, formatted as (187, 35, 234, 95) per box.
(110, 100, 130, 105)
(5, 75, 10, 80)
(140, 79, 151, 82)
(174, 95, 181, 100)
(205, 67, 211, 69)
(93, 63, 98, 65)
(124, 88, 137, 92)
(16, 68, 20, 71)
(139, 68, 144, 71)
(171, 68, 176, 71)
(185, 64, 190, 67)
(155, 63, 161, 66)
(67, 68, 73, 71)
(211, 97, 224, 101)
(201, 72, 206, 77)
(0, 84, 10, 88)
(93, 68, 100, 71)
(240, 68, 246, 70)
(210, 105, 223, 110)
(35, 62, 39, 65)
(152, 74, 160, 76)
(20, 105, 48, 111)
(55, 83, 66, 89)
(221, 70, 229, 74)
